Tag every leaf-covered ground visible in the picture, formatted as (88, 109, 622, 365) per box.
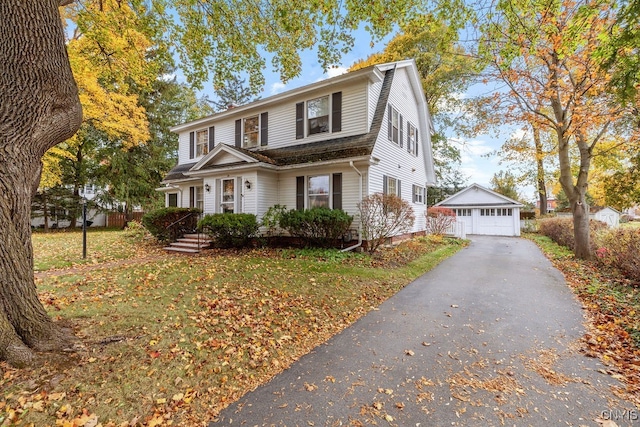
(526, 233, 640, 408)
(1, 231, 465, 426)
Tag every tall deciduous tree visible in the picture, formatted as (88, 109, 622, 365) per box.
(0, 0, 82, 367)
(490, 170, 521, 202)
(350, 14, 481, 195)
(479, 0, 639, 259)
(1, 0, 427, 366)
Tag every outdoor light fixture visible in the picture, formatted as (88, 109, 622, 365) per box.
(244, 180, 252, 190)
(204, 183, 211, 192)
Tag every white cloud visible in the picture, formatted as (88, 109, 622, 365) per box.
(325, 66, 348, 79)
(270, 82, 287, 95)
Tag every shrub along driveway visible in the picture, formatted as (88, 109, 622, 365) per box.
(212, 236, 637, 426)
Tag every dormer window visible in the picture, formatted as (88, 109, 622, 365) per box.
(307, 96, 329, 135)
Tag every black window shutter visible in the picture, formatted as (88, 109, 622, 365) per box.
(407, 123, 412, 153)
(235, 119, 242, 148)
(399, 115, 404, 148)
(387, 105, 392, 141)
(332, 173, 342, 210)
(331, 92, 342, 133)
(295, 102, 304, 139)
(296, 176, 305, 211)
(189, 132, 194, 159)
(208, 126, 215, 151)
(189, 186, 195, 208)
(415, 129, 419, 156)
(397, 179, 402, 197)
(383, 175, 388, 194)
(260, 112, 268, 146)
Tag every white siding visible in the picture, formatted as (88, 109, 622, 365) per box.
(256, 171, 279, 218)
(369, 67, 429, 234)
(175, 80, 370, 164)
(241, 172, 258, 215)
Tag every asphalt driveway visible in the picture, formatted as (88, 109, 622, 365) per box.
(211, 236, 638, 426)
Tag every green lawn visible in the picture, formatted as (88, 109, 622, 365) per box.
(1, 233, 466, 426)
(31, 228, 162, 271)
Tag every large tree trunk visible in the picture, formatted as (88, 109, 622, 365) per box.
(0, 0, 82, 366)
(556, 128, 593, 260)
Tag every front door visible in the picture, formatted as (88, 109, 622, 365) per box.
(221, 178, 235, 213)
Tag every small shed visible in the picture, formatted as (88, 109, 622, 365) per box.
(435, 183, 524, 236)
(556, 206, 621, 227)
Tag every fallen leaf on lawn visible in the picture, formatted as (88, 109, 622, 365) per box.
(172, 393, 184, 402)
(384, 414, 394, 422)
(373, 401, 383, 410)
(405, 349, 415, 356)
(304, 382, 317, 391)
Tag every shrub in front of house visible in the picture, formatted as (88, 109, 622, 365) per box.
(142, 207, 201, 243)
(538, 216, 608, 252)
(279, 207, 353, 248)
(358, 193, 415, 254)
(594, 228, 640, 284)
(199, 213, 260, 248)
(425, 206, 457, 236)
(261, 204, 288, 237)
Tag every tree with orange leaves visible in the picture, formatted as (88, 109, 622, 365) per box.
(480, 0, 639, 259)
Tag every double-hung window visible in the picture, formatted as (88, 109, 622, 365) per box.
(235, 113, 268, 148)
(295, 92, 342, 139)
(308, 175, 330, 208)
(307, 96, 329, 135)
(387, 105, 404, 146)
(383, 175, 401, 197)
(196, 129, 208, 157)
(189, 126, 215, 159)
(243, 115, 259, 148)
(295, 173, 342, 210)
(408, 123, 418, 155)
(412, 184, 425, 204)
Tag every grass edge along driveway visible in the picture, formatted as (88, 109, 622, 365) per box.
(1, 233, 466, 427)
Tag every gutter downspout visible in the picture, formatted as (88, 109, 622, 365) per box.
(341, 161, 363, 252)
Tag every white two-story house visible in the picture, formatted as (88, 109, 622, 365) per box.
(159, 59, 437, 240)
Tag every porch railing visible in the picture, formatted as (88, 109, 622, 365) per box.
(165, 211, 203, 243)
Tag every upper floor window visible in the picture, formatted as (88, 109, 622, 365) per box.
(308, 96, 329, 135)
(196, 129, 209, 157)
(243, 115, 259, 148)
(296, 92, 342, 139)
(388, 105, 403, 146)
(235, 113, 267, 149)
(408, 123, 418, 155)
(189, 126, 214, 159)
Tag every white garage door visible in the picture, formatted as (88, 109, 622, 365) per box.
(476, 208, 516, 236)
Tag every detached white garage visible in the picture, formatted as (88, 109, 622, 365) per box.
(435, 183, 523, 236)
